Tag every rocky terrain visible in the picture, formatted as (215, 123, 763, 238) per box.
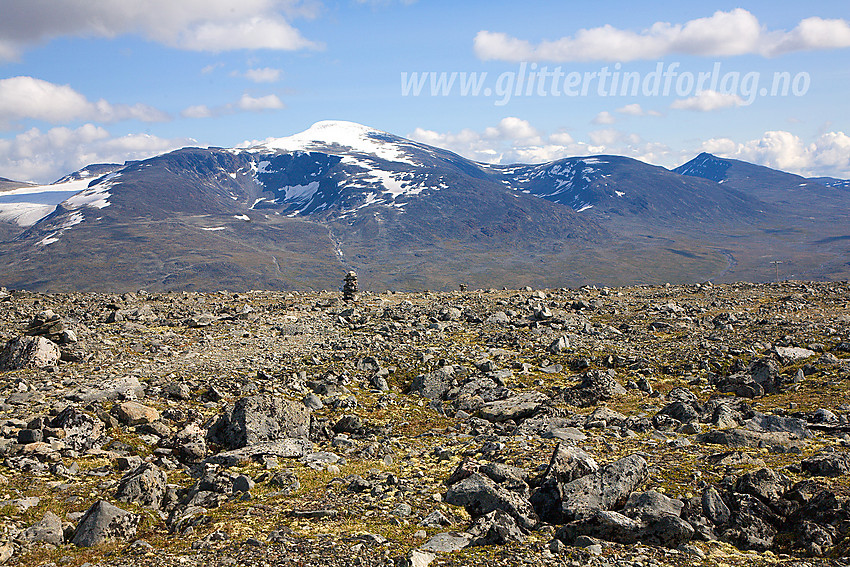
(1, 281, 850, 566)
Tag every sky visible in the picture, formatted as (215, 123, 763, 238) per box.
(0, 0, 848, 184)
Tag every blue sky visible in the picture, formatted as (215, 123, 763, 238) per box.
(0, 0, 848, 183)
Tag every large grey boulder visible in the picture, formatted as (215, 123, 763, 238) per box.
(115, 463, 168, 509)
(556, 508, 694, 548)
(479, 391, 548, 423)
(68, 375, 145, 403)
(559, 454, 648, 521)
(0, 336, 59, 371)
(206, 395, 311, 449)
(801, 452, 850, 477)
(71, 500, 140, 547)
(22, 511, 64, 545)
(409, 366, 456, 400)
(621, 490, 684, 520)
(530, 444, 598, 524)
(702, 486, 731, 526)
(467, 509, 525, 546)
(444, 472, 538, 530)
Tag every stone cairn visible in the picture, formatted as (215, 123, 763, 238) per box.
(26, 310, 76, 344)
(343, 271, 358, 303)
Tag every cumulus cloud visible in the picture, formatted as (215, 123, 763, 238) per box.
(670, 90, 745, 112)
(474, 9, 850, 62)
(0, 124, 194, 183)
(0, 76, 169, 128)
(701, 130, 850, 177)
(408, 118, 672, 166)
(592, 111, 616, 125)
(0, 0, 320, 61)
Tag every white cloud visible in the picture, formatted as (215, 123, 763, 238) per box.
(176, 16, 314, 52)
(180, 105, 214, 119)
(0, 76, 170, 127)
(236, 94, 285, 111)
(474, 9, 850, 62)
(0, 0, 320, 61)
(0, 124, 194, 183)
(180, 94, 285, 118)
(242, 67, 283, 83)
(616, 103, 661, 117)
(670, 90, 745, 112)
(408, 119, 672, 167)
(701, 130, 850, 177)
(588, 128, 623, 146)
(592, 111, 616, 125)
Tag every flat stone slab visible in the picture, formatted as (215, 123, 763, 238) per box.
(205, 439, 314, 466)
(419, 532, 472, 553)
(479, 391, 549, 423)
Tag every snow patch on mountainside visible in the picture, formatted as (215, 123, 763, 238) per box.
(0, 178, 94, 227)
(254, 121, 419, 166)
(282, 182, 320, 203)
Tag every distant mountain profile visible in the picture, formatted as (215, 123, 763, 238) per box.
(1, 121, 848, 292)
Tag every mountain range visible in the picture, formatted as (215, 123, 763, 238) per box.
(1, 121, 848, 292)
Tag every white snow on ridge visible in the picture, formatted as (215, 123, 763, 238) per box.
(254, 121, 418, 166)
(0, 178, 93, 227)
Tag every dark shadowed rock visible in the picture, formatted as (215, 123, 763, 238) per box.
(702, 486, 731, 526)
(207, 395, 311, 449)
(801, 452, 850, 477)
(530, 444, 598, 524)
(71, 500, 140, 547)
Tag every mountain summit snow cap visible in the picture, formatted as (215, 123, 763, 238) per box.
(253, 120, 418, 165)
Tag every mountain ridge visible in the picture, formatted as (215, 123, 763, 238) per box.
(1, 121, 849, 292)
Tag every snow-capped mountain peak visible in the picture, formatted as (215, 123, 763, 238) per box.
(252, 120, 418, 165)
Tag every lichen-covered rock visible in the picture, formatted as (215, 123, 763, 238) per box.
(206, 395, 311, 449)
(558, 454, 648, 522)
(71, 500, 140, 547)
(115, 463, 168, 509)
(0, 336, 59, 370)
(409, 366, 456, 400)
(444, 472, 538, 530)
(530, 443, 598, 524)
(22, 511, 64, 545)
